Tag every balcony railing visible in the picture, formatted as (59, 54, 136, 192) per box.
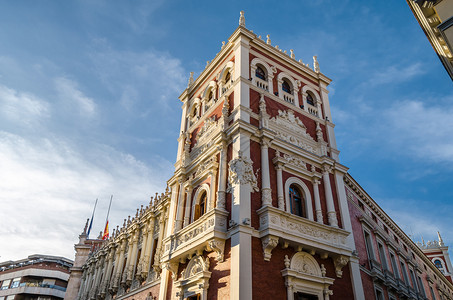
(257, 206, 351, 255)
(161, 209, 228, 263)
(255, 77, 269, 91)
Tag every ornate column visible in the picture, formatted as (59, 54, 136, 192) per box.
(120, 237, 132, 287)
(275, 162, 285, 210)
(153, 213, 166, 274)
(293, 87, 300, 107)
(216, 142, 227, 210)
(322, 166, 338, 227)
(110, 240, 123, 292)
(286, 283, 294, 300)
(261, 139, 272, 207)
(141, 219, 155, 279)
(126, 231, 139, 285)
(136, 225, 149, 280)
(101, 248, 114, 296)
(209, 168, 217, 211)
(312, 178, 323, 224)
(174, 181, 184, 232)
(183, 186, 193, 226)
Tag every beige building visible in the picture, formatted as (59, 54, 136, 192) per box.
(407, 0, 453, 79)
(0, 254, 73, 300)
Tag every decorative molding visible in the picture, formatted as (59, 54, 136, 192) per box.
(333, 255, 349, 278)
(226, 150, 259, 193)
(207, 239, 225, 262)
(262, 235, 279, 261)
(268, 109, 321, 155)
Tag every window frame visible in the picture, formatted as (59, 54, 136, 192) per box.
(284, 177, 314, 221)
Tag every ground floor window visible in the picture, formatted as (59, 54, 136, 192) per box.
(187, 294, 201, 300)
(294, 292, 318, 300)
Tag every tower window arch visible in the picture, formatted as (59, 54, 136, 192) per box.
(434, 259, 442, 269)
(284, 177, 314, 221)
(194, 191, 207, 221)
(306, 92, 315, 106)
(224, 71, 231, 83)
(289, 184, 305, 218)
(282, 79, 292, 94)
(255, 66, 266, 80)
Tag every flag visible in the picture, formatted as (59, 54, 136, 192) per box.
(102, 220, 109, 240)
(86, 199, 98, 239)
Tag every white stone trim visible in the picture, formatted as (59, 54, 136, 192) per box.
(277, 71, 299, 106)
(284, 176, 314, 221)
(250, 57, 274, 94)
(191, 183, 210, 222)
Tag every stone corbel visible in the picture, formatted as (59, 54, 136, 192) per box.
(207, 239, 225, 262)
(166, 262, 179, 280)
(333, 255, 349, 278)
(262, 235, 279, 261)
(324, 289, 333, 300)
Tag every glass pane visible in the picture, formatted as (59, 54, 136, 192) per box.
(282, 80, 291, 93)
(256, 67, 266, 80)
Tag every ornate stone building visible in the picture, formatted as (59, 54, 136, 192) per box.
(66, 12, 453, 300)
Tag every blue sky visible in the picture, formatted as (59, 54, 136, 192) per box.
(0, 1, 451, 261)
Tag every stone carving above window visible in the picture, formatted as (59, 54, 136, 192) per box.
(227, 150, 259, 193)
(194, 116, 218, 147)
(268, 109, 326, 156)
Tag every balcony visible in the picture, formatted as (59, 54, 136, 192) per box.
(282, 91, 294, 104)
(0, 282, 66, 298)
(161, 209, 228, 264)
(257, 206, 351, 257)
(369, 259, 385, 282)
(384, 269, 399, 291)
(255, 77, 269, 91)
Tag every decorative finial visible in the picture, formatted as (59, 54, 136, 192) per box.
(187, 72, 194, 88)
(206, 61, 210, 67)
(290, 49, 295, 59)
(82, 218, 89, 235)
(284, 255, 290, 268)
(321, 264, 326, 277)
(221, 41, 225, 49)
(438, 231, 444, 246)
(266, 34, 271, 45)
(239, 11, 245, 27)
(313, 56, 320, 73)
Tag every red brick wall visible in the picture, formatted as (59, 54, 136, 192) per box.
(122, 283, 160, 300)
(250, 140, 262, 230)
(208, 239, 231, 300)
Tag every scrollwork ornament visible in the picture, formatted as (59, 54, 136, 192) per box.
(226, 151, 259, 193)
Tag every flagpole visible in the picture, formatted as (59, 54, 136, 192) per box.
(87, 198, 98, 239)
(105, 195, 112, 225)
(102, 195, 113, 240)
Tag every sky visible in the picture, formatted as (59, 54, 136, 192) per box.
(0, 1, 452, 262)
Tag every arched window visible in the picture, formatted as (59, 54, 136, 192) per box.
(306, 92, 315, 106)
(225, 71, 231, 83)
(289, 184, 305, 217)
(282, 79, 291, 94)
(194, 191, 207, 221)
(434, 259, 443, 269)
(256, 66, 266, 80)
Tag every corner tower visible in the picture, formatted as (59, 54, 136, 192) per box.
(160, 12, 365, 300)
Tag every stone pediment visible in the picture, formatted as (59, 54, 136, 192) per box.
(268, 110, 322, 155)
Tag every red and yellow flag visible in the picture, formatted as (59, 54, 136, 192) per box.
(102, 221, 109, 240)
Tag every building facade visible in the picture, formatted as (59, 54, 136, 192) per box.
(0, 254, 73, 300)
(406, 0, 453, 80)
(66, 12, 453, 300)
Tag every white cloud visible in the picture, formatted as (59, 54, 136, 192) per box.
(0, 84, 49, 127)
(0, 129, 172, 261)
(55, 77, 96, 116)
(367, 63, 425, 86)
(88, 44, 186, 113)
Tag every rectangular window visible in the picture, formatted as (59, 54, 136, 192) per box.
(375, 289, 384, 300)
(0, 279, 10, 290)
(430, 286, 437, 300)
(418, 276, 426, 297)
(390, 252, 399, 278)
(10, 277, 20, 288)
(378, 242, 388, 270)
(364, 231, 375, 260)
(409, 269, 416, 289)
(400, 260, 409, 284)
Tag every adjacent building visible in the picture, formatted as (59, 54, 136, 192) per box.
(0, 254, 73, 300)
(406, 0, 453, 80)
(66, 12, 453, 300)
